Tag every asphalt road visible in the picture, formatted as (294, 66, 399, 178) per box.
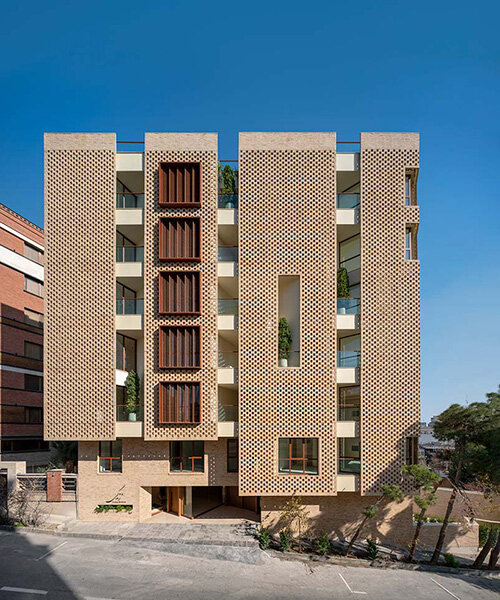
(0, 530, 498, 599)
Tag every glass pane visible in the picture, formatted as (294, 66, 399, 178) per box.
(193, 458, 204, 472)
(339, 336, 360, 353)
(171, 458, 181, 471)
(124, 337, 136, 371)
(170, 441, 180, 458)
(278, 438, 289, 460)
(193, 441, 204, 456)
(304, 438, 317, 460)
(278, 460, 290, 474)
(116, 336, 124, 370)
(290, 460, 304, 474)
(112, 440, 122, 458)
(290, 439, 302, 458)
(112, 459, 122, 473)
(100, 442, 111, 457)
(305, 460, 318, 475)
(99, 458, 111, 473)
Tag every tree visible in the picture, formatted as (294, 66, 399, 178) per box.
(430, 398, 497, 564)
(402, 464, 440, 562)
(221, 164, 236, 194)
(474, 526, 499, 569)
(125, 370, 140, 416)
(278, 317, 292, 360)
(51, 441, 78, 470)
(344, 484, 404, 556)
(488, 534, 500, 570)
(337, 268, 350, 298)
(277, 495, 310, 552)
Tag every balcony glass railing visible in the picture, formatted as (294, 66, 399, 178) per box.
(116, 246, 144, 262)
(218, 194, 238, 209)
(218, 351, 238, 368)
(338, 404, 361, 421)
(218, 403, 238, 422)
(338, 457, 361, 474)
(337, 351, 360, 368)
(116, 298, 144, 315)
(218, 246, 238, 262)
(337, 298, 360, 315)
(218, 299, 238, 315)
(116, 404, 144, 422)
(116, 193, 144, 209)
(337, 193, 360, 209)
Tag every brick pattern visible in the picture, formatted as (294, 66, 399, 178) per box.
(360, 133, 420, 494)
(144, 146, 218, 440)
(239, 141, 337, 496)
(44, 143, 116, 440)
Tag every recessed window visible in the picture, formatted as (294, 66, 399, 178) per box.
(227, 439, 238, 473)
(24, 276, 43, 297)
(405, 437, 418, 465)
(159, 162, 201, 208)
(278, 438, 318, 475)
(24, 341, 43, 361)
(338, 438, 360, 474)
(25, 407, 42, 423)
(405, 228, 413, 260)
(159, 217, 201, 261)
(405, 175, 412, 206)
(25, 374, 43, 392)
(159, 382, 200, 424)
(170, 441, 204, 472)
(338, 386, 360, 421)
(99, 441, 122, 473)
(116, 333, 136, 371)
(24, 308, 44, 328)
(24, 243, 43, 265)
(159, 326, 201, 369)
(159, 271, 201, 315)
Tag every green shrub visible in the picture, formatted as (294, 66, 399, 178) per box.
(479, 524, 500, 547)
(94, 504, 133, 514)
(444, 553, 460, 568)
(366, 539, 379, 560)
(278, 317, 292, 360)
(279, 528, 291, 552)
(316, 532, 330, 556)
(337, 268, 350, 298)
(258, 527, 270, 550)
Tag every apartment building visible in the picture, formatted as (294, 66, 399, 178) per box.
(44, 132, 420, 531)
(0, 203, 48, 469)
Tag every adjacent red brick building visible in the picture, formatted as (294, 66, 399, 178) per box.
(0, 203, 49, 469)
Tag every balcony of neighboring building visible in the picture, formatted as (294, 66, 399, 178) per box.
(218, 161, 238, 226)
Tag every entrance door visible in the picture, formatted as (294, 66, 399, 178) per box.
(167, 486, 185, 516)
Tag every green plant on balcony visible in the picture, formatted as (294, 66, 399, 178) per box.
(337, 267, 350, 314)
(278, 317, 292, 367)
(125, 370, 140, 422)
(221, 164, 236, 194)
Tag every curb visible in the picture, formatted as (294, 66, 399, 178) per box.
(0, 525, 258, 548)
(266, 548, 500, 579)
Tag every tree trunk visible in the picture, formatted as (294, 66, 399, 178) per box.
(408, 507, 426, 562)
(487, 532, 500, 570)
(430, 447, 464, 565)
(345, 515, 369, 556)
(473, 527, 495, 569)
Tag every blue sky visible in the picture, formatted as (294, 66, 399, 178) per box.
(0, 1, 498, 420)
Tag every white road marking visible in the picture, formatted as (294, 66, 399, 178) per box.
(338, 573, 367, 595)
(84, 597, 117, 600)
(431, 578, 461, 600)
(0, 587, 47, 595)
(34, 541, 67, 561)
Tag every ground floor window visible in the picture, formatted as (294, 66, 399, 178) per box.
(227, 439, 238, 473)
(170, 441, 204, 472)
(99, 440, 122, 473)
(338, 438, 360, 474)
(278, 438, 318, 475)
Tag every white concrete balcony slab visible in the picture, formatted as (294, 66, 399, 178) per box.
(337, 474, 360, 492)
(218, 209, 238, 225)
(115, 262, 143, 279)
(217, 422, 239, 437)
(336, 313, 360, 332)
(336, 421, 360, 438)
(116, 153, 144, 171)
(218, 314, 238, 330)
(0, 246, 44, 281)
(218, 368, 238, 385)
(116, 314, 143, 331)
(218, 262, 238, 277)
(337, 153, 359, 171)
(336, 367, 359, 385)
(337, 209, 360, 225)
(116, 421, 143, 437)
(116, 209, 143, 226)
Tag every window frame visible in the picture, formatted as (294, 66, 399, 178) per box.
(24, 275, 43, 297)
(169, 441, 204, 473)
(405, 437, 419, 465)
(24, 341, 43, 361)
(24, 243, 44, 265)
(25, 374, 43, 392)
(405, 175, 412, 206)
(405, 227, 413, 260)
(25, 406, 42, 424)
(98, 440, 123, 473)
(278, 438, 318, 475)
(227, 439, 238, 473)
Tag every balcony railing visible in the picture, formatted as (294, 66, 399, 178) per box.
(337, 298, 360, 315)
(337, 193, 360, 209)
(338, 404, 361, 421)
(218, 246, 238, 262)
(218, 298, 238, 315)
(218, 194, 238, 209)
(218, 351, 238, 368)
(116, 298, 144, 315)
(337, 351, 360, 368)
(116, 404, 144, 421)
(116, 193, 144, 209)
(218, 403, 238, 422)
(116, 246, 144, 262)
(338, 457, 361, 474)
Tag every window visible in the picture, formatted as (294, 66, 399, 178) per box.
(0, 439, 49, 453)
(339, 235, 361, 285)
(25, 374, 43, 392)
(405, 175, 412, 206)
(159, 326, 201, 369)
(159, 382, 200, 424)
(24, 308, 44, 328)
(24, 243, 43, 264)
(338, 386, 360, 421)
(405, 437, 419, 465)
(159, 271, 201, 315)
(25, 407, 42, 423)
(159, 217, 201, 261)
(227, 439, 238, 473)
(338, 438, 361, 474)
(24, 276, 43, 297)
(24, 341, 43, 361)
(170, 441, 204, 472)
(99, 441, 122, 473)
(405, 228, 413, 260)
(278, 438, 318, 475)
(116, 333, 136, 371)
(159, 162, 201, 208)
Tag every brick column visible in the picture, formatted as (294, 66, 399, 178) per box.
(46, 469, 64, 502)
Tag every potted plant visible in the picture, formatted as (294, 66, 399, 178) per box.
(337, 267, 350, 314)
(125, 370, 140, 422)
(221, 164, 236, 208)
(278, 317, 292, 367)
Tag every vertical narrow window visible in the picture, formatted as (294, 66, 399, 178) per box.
(24, 243, 44, 265)
(278, 438, 318, 474)
(159, 326, 201, 369)
(339, 235, 361, 285)
(405, 437, 419, 465)
(99, 441, 122, 473)
(338, 438, 361, 474)
(116, 333, 137, 371)
(405, 175, 412, 206)
(159, 382, 201, 424)
(25, 374, 43, 392)
(338, 386, 360, 421)
(278, 276, 300, 367)
(25, 407, 42, 423)
(227, 439, 238, 473)
(159, 271, 201, 315)
(405, 228, 413, 260)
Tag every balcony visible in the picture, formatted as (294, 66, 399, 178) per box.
(116, 193, 144, 226)
(218, 298, 238, 314)
(337, 351, 360, 368)
(338, 457, 360, 474)
(278, 350, 300, 368)
(218, 246, 238, 262)
(218, 351, 238, 384)
(116, 246, 144, 262)
(116, 298, 143, 331)
(115, 403, 143, 437)
(116, 193, 144, 209)
(116, 404, 144, 422)
(337, 298, 360, 315)
(218, 194, 238, 209)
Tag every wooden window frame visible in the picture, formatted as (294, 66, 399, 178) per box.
(169, 441, 204, 473)
(158, 217, 202, 262)
(227, 438, 238, 473)
(278, 438, 318, 475)
(405, 437, 418, 465)
(159, 161, 202, 208)
(159, 382, 201, 424)
(98, 441, 122, 473)
(158, 271, 202, 316)
(159, 325, 201, 369)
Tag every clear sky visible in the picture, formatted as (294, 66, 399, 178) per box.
(0, 1, 498, 420)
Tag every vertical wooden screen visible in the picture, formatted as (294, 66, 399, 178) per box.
(158, 217, 201, 261)
(159, 271, 201, 315)
(159, 162, 201, 207)
(159, 382, 201, 423)
(159, 326, 201, 368)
